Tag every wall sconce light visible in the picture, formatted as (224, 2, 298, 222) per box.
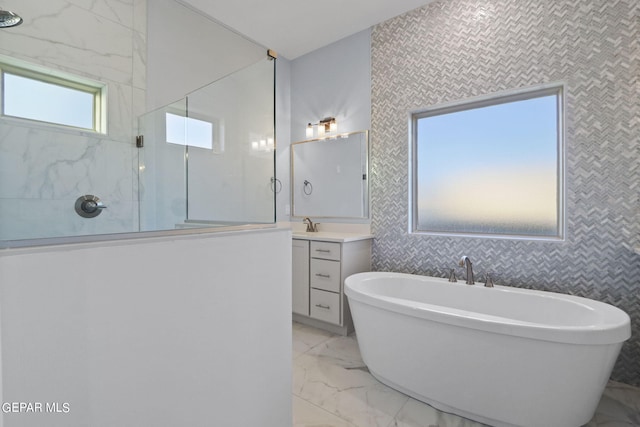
(306, 117, 337, 139)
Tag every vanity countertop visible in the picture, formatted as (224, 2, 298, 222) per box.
(292, 231, 374, 243)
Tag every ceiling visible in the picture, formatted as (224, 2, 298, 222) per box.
(180, 0, 435, 60)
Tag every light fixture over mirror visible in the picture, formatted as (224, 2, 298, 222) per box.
(306, 117, 337, 138)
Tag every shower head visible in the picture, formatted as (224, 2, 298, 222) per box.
(0, 8, 22, 28)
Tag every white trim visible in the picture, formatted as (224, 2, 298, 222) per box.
(409, 82, 566, 241)
(0, 55, 107, 134)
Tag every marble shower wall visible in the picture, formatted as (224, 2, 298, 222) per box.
(370, 0, 640, 385)
(0, 0, 146, 240)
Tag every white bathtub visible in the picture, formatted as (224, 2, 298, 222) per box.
(345, 272, 631, 427)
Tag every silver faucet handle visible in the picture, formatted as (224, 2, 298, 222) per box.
(313, 223, 319, 232)
(484, 272, 494, 288)
(448, 268, 457, 283)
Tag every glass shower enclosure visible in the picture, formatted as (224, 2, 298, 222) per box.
(138, 57, 276, 232)
(0, 56, 276, 245)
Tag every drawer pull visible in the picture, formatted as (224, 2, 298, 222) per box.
(315, 273, 331, 278)
(315, 304, 331, 310)
(315, 249, 332, 254)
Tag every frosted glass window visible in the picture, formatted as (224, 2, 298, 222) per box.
(2, 72, 102, 132)
(412, 86, 563, 239)
(165, 113, 213, 150)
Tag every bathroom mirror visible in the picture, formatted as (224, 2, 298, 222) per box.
(291, 130, 369, 219)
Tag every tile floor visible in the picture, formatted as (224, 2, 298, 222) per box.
(292, 321, 640, 427)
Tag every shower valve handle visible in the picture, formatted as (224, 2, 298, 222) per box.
(82, 200, 107, 213)
(75, 195, 107, 218)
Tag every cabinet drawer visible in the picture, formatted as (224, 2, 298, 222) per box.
(310, 241, 341, 261)
(310, 289, 340, 325)
(310, 259, 341, 292)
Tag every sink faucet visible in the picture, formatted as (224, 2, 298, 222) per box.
(459, 256, 474, 285)
(302, 217, 318, 232)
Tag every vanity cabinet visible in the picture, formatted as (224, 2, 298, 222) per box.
(292, 239, 310, 316)
(292, 235, 372, 335)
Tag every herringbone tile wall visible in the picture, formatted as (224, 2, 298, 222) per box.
(371, 0, 640, 385)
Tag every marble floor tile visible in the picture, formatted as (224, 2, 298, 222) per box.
(293, 321, 334, 359)
(293, 349, 409, 427)
(291, 322, 640, 427)
(590, 381, 640, 426)
(390, 398, 488, 427)
(293, 395, 358, 427)
(583, 417, 599, 427)
(304, 334, 366, 369)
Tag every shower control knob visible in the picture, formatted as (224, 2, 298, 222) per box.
(81, 199, 106, 213)
(75, 195, 107, 218)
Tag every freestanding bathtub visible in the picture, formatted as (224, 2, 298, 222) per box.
(345, 272, 631, 427)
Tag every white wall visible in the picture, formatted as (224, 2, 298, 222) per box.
(290, 29, 372, 143)
(0, 228, 292, 427)
(146, 0, 266, 111)
(279, 29, 372, 223)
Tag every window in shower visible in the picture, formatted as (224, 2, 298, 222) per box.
(0, 60, 106, 133)
(410, 84, 564, 239)
(166, 112, 214, 150)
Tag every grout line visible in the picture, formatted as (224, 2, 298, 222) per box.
(293, 395, 359, 427)
(383, 396, 410, 427)
(293, 324, 338, 357)
(304, 335, 338, 355)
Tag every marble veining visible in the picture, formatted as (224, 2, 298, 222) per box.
(0, 125, 134, 201)
(69, 0, 135, 29)
(292, 322, 640, 427)
(0, 2, 135, 83)
(0, 0, 146, 241)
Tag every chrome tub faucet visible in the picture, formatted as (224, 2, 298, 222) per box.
(459, 256, 474, 285)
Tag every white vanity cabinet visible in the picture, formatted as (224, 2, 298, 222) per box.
(292, 239, 310, 316)
(292, 233, 372, 335)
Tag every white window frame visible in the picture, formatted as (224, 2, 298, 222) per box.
(0, 56, 106, 133)
(409, 83, 565, 241)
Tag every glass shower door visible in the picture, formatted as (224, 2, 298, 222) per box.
(137, 99, 188, 232)
(137, 56, 275, 233)
(185, 57, 275, 225)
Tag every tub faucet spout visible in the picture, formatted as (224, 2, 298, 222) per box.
(459, 256, 474, 285)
